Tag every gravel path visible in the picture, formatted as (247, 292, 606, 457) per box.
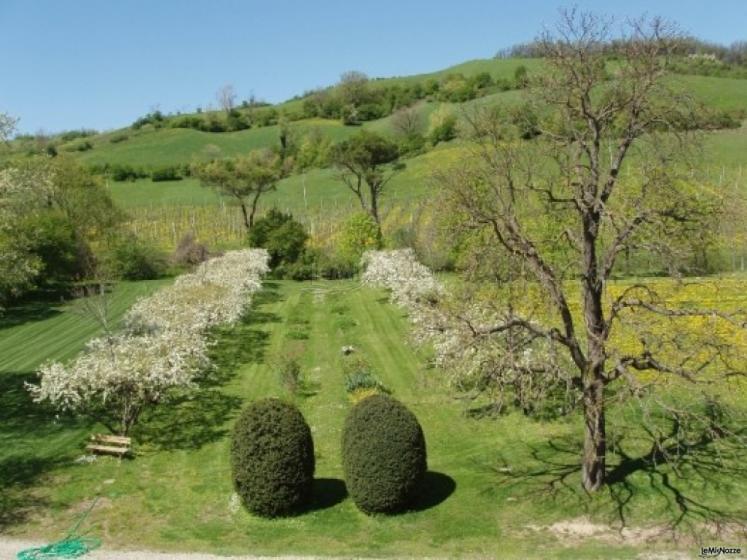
(0, 538, 364, 560)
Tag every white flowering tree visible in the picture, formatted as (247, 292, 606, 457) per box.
(28, 249, 270, 436)
(362, 249, 590, 419)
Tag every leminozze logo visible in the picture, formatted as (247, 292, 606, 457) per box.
(699, 546, 743, 558)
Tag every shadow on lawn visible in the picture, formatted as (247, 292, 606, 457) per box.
(0, 370, 84, 529)
(0, 455, 66, 529)
(489, 409, 747, 539)
(306, 478, 348, 512)
(135, 282, 282, 450)
(411, 471, 457, 512)
(0, 288, 71, 332)
(0, 370, 88, 443)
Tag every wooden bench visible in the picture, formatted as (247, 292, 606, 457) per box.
(86, 434, 132, 457)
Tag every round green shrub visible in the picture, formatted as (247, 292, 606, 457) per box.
(342, 394, 427, 514)
(230, 399, 315, 517)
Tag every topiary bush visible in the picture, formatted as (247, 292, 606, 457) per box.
(342, 394, 427, 514)
(231, 399, 315, 517)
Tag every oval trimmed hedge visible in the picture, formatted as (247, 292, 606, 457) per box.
(230, 399, 315, 517)
(341, 393, 427, 514)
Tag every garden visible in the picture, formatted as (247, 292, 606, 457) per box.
(2, 10, 747, 560)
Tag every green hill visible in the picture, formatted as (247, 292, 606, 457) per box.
(4, 56, 747, 253)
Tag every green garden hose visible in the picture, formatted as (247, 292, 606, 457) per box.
(16, 498, 101, 559)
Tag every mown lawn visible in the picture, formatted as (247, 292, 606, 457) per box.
(1, 279, 745, 558)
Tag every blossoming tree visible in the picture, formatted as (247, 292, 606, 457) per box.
(28, 249, 270, 436)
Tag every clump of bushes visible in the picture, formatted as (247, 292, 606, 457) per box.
(231, 399, 315, 517)
(151, 166, 183, 182)
(103, 235, 166, 280)
(342, 394, 427, 514)
(132, 110, 165, 130)
(63, 140, 93, 152)
(248, 209, 310, 279)
(427, 106, 458, 145)
(109, 163, 149, 182)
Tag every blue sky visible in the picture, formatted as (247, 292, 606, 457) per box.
(2, 0, 745, 134)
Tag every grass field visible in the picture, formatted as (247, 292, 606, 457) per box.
(1, 278, 745, 558)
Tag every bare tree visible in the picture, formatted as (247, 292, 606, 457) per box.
(332, 131, 402, 231)
(217, 84, 237, 114)
(0, 112, 18, 143)
(338, 70, 370, 106)
(436, 11, 746, 492)
(391, 106, 424, 138)
(73, 283, 115, 341)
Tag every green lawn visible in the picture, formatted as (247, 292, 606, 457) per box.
(0, 279, 170, 530)
(1, 279, 743, 558)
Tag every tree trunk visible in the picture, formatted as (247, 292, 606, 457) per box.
(249, 190, 263, 230)
(369, 183, 382, 241)
(580, 210, 607, 492)
(239, 202, 250, 230)
(581, 378, 606, 491)
(369, 191, 380, 226)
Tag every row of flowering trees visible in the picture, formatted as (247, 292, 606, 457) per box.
(28, 249, 270, 436)
(360, 249, 572, 416)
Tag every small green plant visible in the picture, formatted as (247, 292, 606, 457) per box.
(344, 370, 386, 394)
(342, 355, 388, 399)
(276, 354, 303, 395)
(286, 329, 309, 340)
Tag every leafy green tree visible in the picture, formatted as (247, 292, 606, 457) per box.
(332, 131, 403, 230)
(0, 157, 121, 305)
(192, 150, 283, 230)
(340, 212, 382, 264)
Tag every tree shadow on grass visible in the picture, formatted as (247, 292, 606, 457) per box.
(134, 389, 243, 450)
(487, 414, 747, 541)
(410, 471, 457, 512)
(305, 478, 348, 512)
(0, 370, 88, 442)
(0, 365, 94, 528)
(134, 282, 284, 451)
(0, 300, 62, 332)
(0, 455, 67, 530)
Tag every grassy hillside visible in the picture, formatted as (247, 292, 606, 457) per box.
(79, 119, 355, 168)
(48, 59, 747, 172)
(108, 123, 747, 211)
(2, 279, 744, 557)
